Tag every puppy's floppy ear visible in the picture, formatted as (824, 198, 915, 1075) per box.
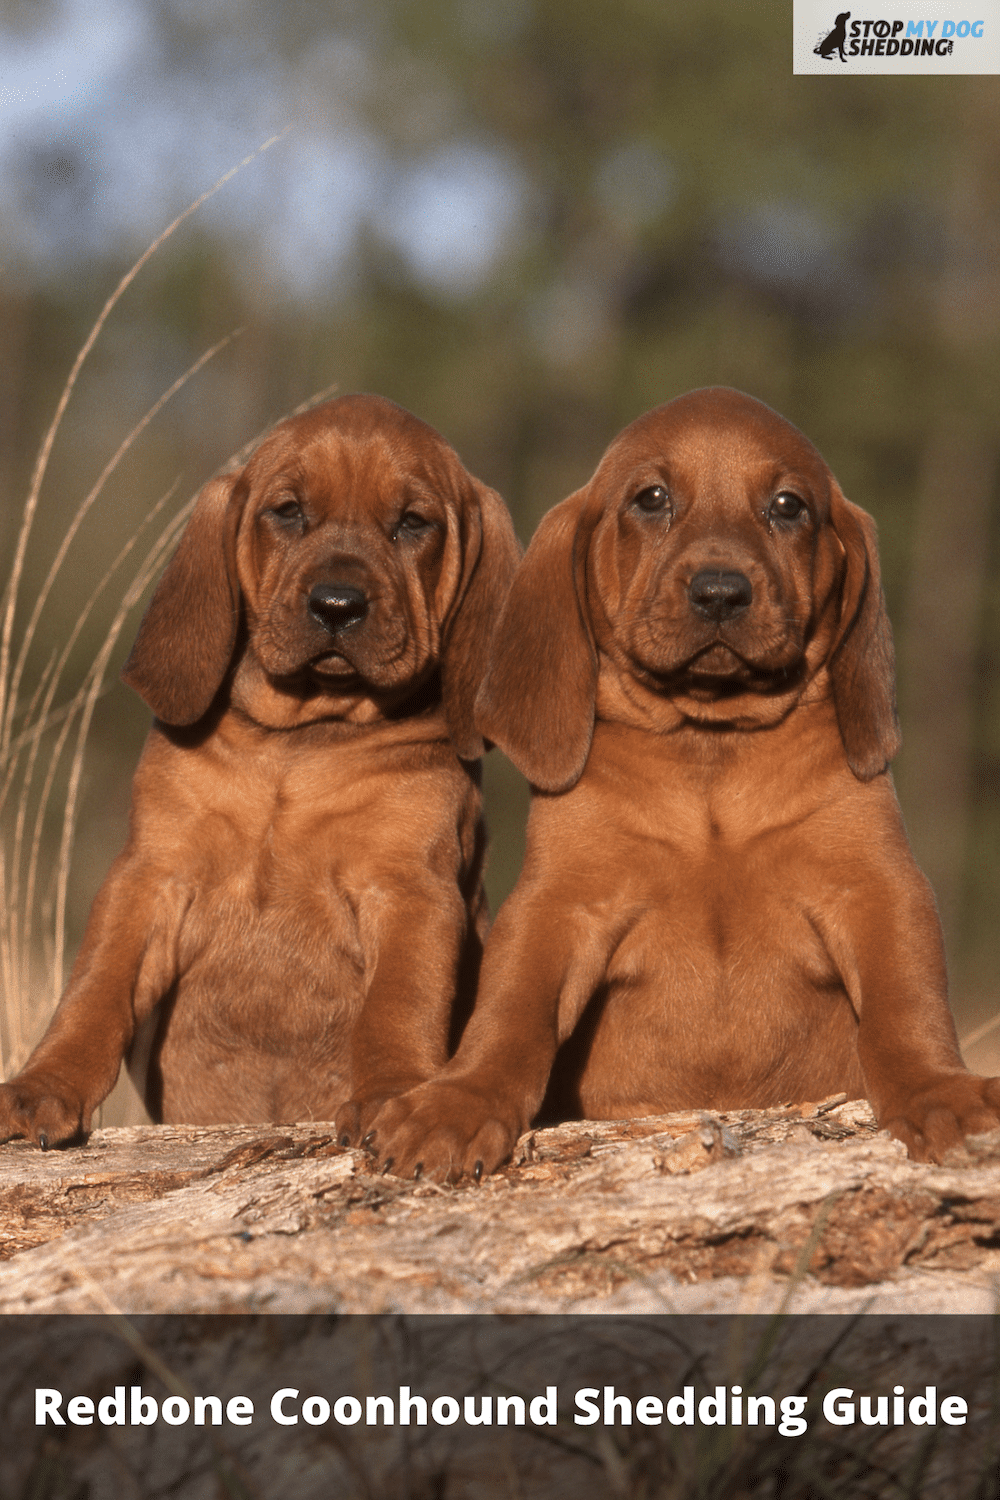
(440, 481, 523, 760)
(827, 481, 901, 780)
(122, 474, 242, 725)
(474, 489, 598, 792)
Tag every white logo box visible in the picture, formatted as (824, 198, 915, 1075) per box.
(794, 2, 1000, 72)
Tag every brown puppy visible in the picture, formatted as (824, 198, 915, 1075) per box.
(366, 387, 1000, 1180)
(0, 394, 520, 1146)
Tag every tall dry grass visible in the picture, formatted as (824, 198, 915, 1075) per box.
(0, 136, 322, 1083)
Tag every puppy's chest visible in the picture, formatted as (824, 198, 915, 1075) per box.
(598, 795, 844, 995)
(168, 764, 454, 989)
(573, 791, 868, 1109)
(177, 814, 369, 992)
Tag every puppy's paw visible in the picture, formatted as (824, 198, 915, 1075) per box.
(0, 1073, 87, 1150)
(881, 1073, 1000, 1163)
(334, 1079, 431, 1152)
(335, 1098, 381, 1152)
(362, 1081, 521, 1184)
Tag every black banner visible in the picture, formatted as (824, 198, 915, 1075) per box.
(3, 1314, 999, 1496)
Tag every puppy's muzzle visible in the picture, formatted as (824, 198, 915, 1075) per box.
(309, 583, 369, 635)
(688, 569, 752, 621)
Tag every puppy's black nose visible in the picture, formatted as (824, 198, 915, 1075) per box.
(308, 583, 368, 634)
(688, 570, 753, 620)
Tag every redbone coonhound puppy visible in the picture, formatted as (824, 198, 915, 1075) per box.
(0, 394, 520, 1146)
(365, 387, 1000, 1179)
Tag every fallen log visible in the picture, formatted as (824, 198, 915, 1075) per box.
(1, 1096, 1000, 1313)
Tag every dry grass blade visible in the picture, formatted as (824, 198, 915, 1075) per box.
(961, 1012, 1000, 1049)
(3, 652, 59, 1055)
(0, 852, 10, 1075)
(0, 130, 287, 761)
(50, 508, 194, 998)
(0, 340, 231, 1049)
(0, 328, 238, 804)
(0, 329, 240, 1016)
(4, 508, 187, 1063)
(1, 684, 112, 765)
(3, 330, 243, 743)
(0, 650, 58, 806)
(226, 380, 343, 470)
(13, 487, 183, 1031)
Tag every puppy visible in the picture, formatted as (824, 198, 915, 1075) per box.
(364, 387, 1000, 1179)
(0, 394, 520, 1147)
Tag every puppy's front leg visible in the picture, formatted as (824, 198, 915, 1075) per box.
(830, 843, 1000, 1162)
(0, 854, 177, 1147)
(361, 888, 614, 1181)
(333, 882, 470, 1148)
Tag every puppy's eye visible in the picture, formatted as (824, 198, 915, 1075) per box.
(769, 492, 806, 522)
(266, 499, 305, 527)
(633, 485, 671, 515)
(394, 510, 434, 538)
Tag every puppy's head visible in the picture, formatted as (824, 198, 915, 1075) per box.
(122, 395, 521, 755)
(476, 387, 899, 789)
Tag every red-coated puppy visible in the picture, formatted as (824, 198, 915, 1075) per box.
(366, 387, 1000, 1179)
(0, 395, 520, 1146)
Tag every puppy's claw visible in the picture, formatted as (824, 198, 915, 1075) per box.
(413, 1162, 423, 1180)
(37, 1133, 49, 1152)
(381, 1156, 395, 1175)
(339, 1134, 351, 1148)
(361, 1130, 377, 1151)
(473, 1159, 484, 1183)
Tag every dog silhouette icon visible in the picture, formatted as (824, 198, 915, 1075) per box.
(815, 11, 850, 59)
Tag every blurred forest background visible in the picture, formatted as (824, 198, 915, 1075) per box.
(1, 0, 998, 1123)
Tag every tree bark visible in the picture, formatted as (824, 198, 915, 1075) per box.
(2, 1098, 1000, 1314)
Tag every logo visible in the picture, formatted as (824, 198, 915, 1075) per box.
(812, 12, 984, 60)
(794, 2, 998, 71)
